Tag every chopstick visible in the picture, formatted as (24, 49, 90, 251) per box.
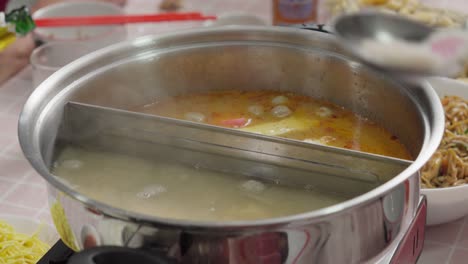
(34, 12, 217, 27)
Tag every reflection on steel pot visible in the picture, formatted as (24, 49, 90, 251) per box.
(18, 27, 444, 263)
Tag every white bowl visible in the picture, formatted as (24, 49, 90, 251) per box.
(423, 77, 468, 226)
(32, 2, 127, 50)
(0, 214, 59, 246)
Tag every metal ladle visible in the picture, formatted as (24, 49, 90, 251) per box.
(333, 12, 468, 77)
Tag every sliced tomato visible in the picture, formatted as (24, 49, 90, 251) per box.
(220, 117, 249, 128)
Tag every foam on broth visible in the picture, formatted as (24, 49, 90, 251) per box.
(52, 147, 349, 221)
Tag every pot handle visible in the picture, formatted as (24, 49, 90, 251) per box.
(67, 246, 173, 264)
(301, 23, 333, 34)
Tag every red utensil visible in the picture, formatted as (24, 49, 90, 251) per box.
(34, 12, 217, 27)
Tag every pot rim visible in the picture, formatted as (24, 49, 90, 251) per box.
(18, 26, 445, 229)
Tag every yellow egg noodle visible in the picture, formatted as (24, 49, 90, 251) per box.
(0, 221, 50, 264)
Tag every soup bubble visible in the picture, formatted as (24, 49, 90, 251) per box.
(136, 184, 166, 199)
(316, 107, 333, 118)
(241, 180, 266, 193)
(272, 95, 289, 105)
(271, 105, 292, 118)
(61, 159, 83, 169)
(248, 105, 264, 116)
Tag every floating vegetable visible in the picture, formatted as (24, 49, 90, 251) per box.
(220, 117, 249, 128)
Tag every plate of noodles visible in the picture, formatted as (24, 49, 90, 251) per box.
(0, 215, 58, 263)
(423, 77, 468, 226)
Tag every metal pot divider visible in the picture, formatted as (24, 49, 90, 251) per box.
(53, 101, 411, 199)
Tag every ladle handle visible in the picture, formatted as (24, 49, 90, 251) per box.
(428, 30, 468, 59)
(423, 30, 468, 76)
(67, 246, 173, 264)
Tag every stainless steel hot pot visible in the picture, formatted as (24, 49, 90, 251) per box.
(18, 26, 444, 264)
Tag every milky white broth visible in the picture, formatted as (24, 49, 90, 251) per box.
(52, 147, 348, 221)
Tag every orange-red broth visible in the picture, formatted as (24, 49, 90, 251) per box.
(135, 90, 412, 160)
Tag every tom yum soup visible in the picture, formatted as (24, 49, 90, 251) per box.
(135, 90, 412, 160)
